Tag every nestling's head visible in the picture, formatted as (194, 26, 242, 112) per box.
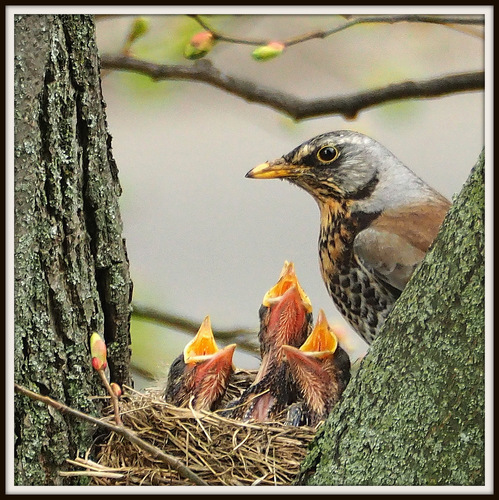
(164, 316, 236, 410)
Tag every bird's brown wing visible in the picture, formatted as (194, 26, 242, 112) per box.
(353, 200, 450, 291)
(354, 227, 425, 291)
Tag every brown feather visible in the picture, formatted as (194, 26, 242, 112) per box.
(354, 198, 450, 290)
(371, 198, 451, 253)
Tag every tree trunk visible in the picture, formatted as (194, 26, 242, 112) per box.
(297, 150, 485, 485)
(14, 14, 132, 485)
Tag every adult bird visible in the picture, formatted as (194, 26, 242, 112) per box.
(164, 316, 236, 411)
(224, 261, 313, 421)
(283, 309, 351, 427)
(246, 130, 451, 344)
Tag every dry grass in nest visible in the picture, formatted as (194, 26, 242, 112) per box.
(89, 370, 318, 486)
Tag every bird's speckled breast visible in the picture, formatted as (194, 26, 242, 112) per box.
(318, 201, 398, 344)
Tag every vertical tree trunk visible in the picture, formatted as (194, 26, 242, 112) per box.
(298, 151, 485, 485)
(14, 14, 132, 485)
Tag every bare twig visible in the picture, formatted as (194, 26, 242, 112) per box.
(59, 470, 124, 478)
(190, 14, 484, 47)
(284, 15, 485, 46)
(97, 369, 122, 426)
(14, 383, 209, 486)
(131, 302, 259, 353)
(99, 55, 484, 120)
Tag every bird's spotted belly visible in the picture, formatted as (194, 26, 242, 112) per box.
(320, 263, 395, 344)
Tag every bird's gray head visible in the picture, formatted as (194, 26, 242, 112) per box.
(246, 130, 439, 215)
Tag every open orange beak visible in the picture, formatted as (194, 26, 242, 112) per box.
(262, 261, 312, 313)
(298, 309, 338, 358)
(182, 316, 218, 360)
(183, 315, 236, 370)
(282, 309, 338, 366)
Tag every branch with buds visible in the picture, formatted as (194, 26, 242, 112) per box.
(99, 14, 484, 120)
(90, 332, 122, 426)
(188, 14, 484, 51)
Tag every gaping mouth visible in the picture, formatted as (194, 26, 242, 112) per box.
(183, 316, 219, 363)
(298, 309, 338, 357)
(262, 261, 312, 313)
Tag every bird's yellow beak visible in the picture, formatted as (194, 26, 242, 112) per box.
(246, 159, 297, 179)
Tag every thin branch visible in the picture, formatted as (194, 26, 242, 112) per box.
(129, 363, 157, 381)
(132, 303, 254, 337)
(189, 14, 265, 46)
(14, 383, 209, 486)
(190, 14, 484, 47)
(97, 369, 122, 426)
(99, 55, 484, 120)
(132, 303, 259, 354)
(285, 15, 485, 46)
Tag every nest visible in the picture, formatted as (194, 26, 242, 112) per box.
(88, 370, 318, 486)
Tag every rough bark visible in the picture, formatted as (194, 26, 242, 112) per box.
(297, 150, 485, 485)
(14, 14, 132, 485)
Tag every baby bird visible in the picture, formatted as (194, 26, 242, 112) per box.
(256, 260, 313, 382)
(224, 261, 313, 421)
(164, 316, 236, 411)
(283, 309, 351, 427)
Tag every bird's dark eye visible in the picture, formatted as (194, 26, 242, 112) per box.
(316, 146, 339, 164)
